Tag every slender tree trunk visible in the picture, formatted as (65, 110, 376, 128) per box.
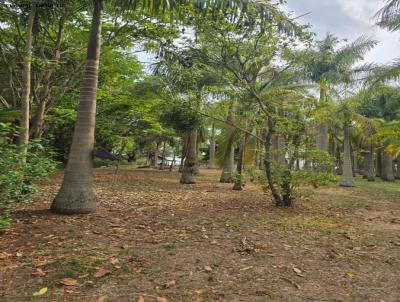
(376, 148, 383, 177)
(160, 141, 166, 170)
(233, 135, 245, 191)
(31, 17, 63, 139)
(315, 87, 329, 171)
(396, 155, 400, 180)
(220, 106, 235, 183)
(151, 142, 160, 168)
(180, 129, 197, 184)
(339, 124, 355, 187)
(179, 133, 188, 173)
(208, 123, 216, 169)
(31, 99, 46, 138)
(351, 149, 357, 177)
(381, 142, 395, 181)
(329, 135, 336, 175)
(19, 3, 36, 163)
(51, 0, 102, 214)
(263, 121, 282, 206)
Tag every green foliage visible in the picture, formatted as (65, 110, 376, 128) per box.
(0, 215, 11, 230)
(160, 103, 202, 133)
(0, 124, 58, 202)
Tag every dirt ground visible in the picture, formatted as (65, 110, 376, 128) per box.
(0, 168, 399, 302)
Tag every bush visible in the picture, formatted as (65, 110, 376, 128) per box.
(0, 123, 59, 202)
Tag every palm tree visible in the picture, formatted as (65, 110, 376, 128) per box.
(302, 34, 376, 170)
(51, 0, 301, 214)
(51, 0, 102, 214)
(338, 104, 355, 187)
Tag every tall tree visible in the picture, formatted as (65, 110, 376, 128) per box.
(19, 3, 36, 163)
(51, 0, 103, 214)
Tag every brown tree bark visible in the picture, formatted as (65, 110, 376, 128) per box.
(51, 0, 103, 214)
(180, 129, 197, 184)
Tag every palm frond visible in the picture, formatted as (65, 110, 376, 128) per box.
(376, 0, 400, 31)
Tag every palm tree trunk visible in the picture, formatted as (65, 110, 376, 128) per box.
(180, 129, 197, 184)
(339, 124, 355, 187)
(51, 0, 103, 214)
(19, 3, 36, 163)
(208, 123, 216, 168)
(381, 142, 395, 181)
(315, 87, 329, 171)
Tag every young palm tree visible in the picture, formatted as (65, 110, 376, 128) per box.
(302, 34, 376, 170)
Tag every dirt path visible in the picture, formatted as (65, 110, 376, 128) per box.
(1, 168, 399, 302)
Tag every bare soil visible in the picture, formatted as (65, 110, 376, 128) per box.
(0, 168, 399, 302)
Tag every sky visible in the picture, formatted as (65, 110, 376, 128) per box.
(285, 0, 399, 64)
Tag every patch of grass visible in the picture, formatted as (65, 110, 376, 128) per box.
(276, 215, 351, 234)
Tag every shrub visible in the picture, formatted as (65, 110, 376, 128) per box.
(0, 123, 59, 202)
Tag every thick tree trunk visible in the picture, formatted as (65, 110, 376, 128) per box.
(51, 0, 102, 214)
(220, 145, 234, 183)
(208, 124, 216, 168)
(339, 124, 355, 187)
(180, 129, 197, 184)
(367, 144, 375, 181)
(381, 142, 395, 181)
(19, 3, 36, 163)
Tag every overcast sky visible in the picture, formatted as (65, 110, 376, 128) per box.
(285, 0, 399, 64)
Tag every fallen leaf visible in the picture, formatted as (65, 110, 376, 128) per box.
(204, 265, 213, 272)
(137, 296, 145, 302)
(16, 252, 23, 257)
(32, 287, 48, 296)
(31, 268, 46, 277)
(345, 272, 355, 278)
(94, 268, 110, 278)
(292, 267, 304, 277)
(110, 258, 119, 265)
(164, 280, 176, 288)
(60, 278, 78, 286)
(157, 298, 168, 302)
